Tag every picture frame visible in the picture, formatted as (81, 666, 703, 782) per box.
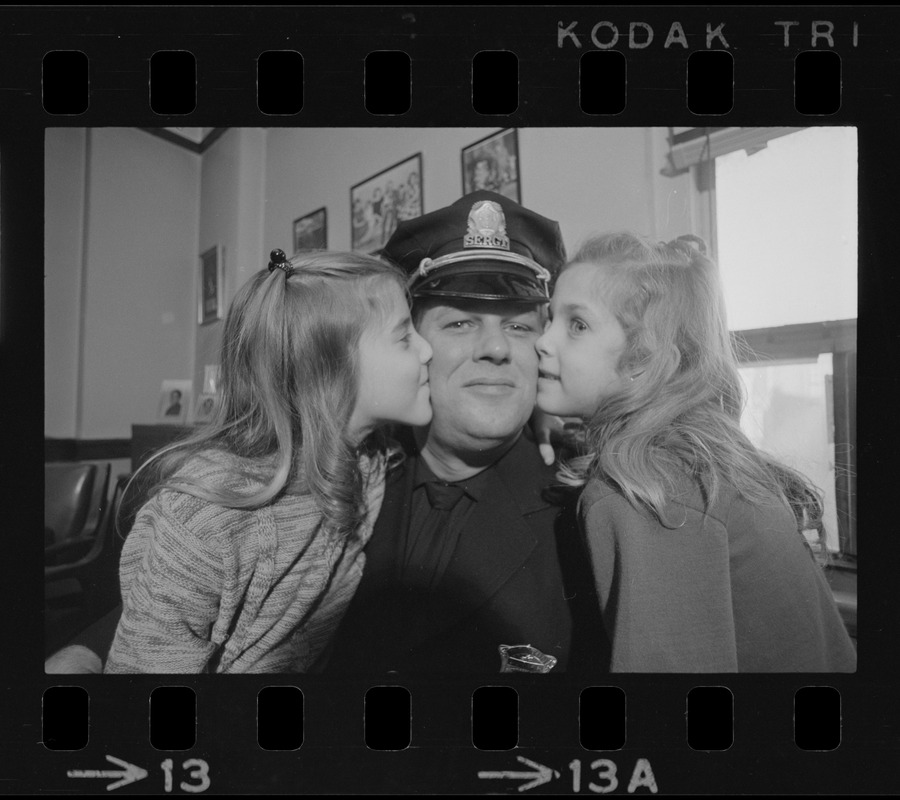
(157, 379, 193, 425)
(351, 152, 423, 254)
(198, 244, 224, 325)
(193, 392, 218, 424)
(461, 128, 521, 203)
(292, 206, 328, 253)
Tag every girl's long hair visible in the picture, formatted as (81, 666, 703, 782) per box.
(124, 250, 406, 538)
(559, 232, 825, 540)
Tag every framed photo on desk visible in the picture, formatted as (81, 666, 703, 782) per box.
(157, 379, 192, 425)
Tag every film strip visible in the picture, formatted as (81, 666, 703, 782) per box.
(3, 4, 895, 795)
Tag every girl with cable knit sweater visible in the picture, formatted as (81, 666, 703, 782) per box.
(105, 249, 432, 673)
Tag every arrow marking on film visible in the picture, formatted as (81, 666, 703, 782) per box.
(478, 755, 560, 792)
(67, 754, 148, 791)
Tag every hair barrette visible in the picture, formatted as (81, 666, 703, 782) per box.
(268, 248, 295, 277)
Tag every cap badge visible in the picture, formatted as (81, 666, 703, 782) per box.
(464, 200, 510, 251)
(498, 644, 558, 674)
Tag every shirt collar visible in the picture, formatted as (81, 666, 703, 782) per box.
(413, 452, 492, 503)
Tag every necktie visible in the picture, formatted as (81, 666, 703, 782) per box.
(424, 481, 466, 511)
(404, 481, 468, 592)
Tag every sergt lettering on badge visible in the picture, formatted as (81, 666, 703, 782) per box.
(464, 200, 511, 250)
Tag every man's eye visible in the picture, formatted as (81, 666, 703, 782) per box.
(445, 319, 472, 329)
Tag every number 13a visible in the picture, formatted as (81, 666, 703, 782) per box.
(161, 759, 211, 793)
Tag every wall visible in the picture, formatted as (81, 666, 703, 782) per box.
(45, 128, 87, 438)
(262, 127, 693, 263)
(193, 128, 266, 394)
(46, 126, 693, 442)
(45, 128, 201, 440)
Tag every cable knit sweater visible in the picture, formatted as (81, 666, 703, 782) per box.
(104, 452, 386, 674)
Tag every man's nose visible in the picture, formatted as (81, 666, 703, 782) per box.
(475, 325, 511, 363)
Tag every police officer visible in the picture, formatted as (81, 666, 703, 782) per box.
(326, 191, 605, 674)
(45, 191, 606, 675)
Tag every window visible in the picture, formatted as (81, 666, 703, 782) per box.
(714, 127, 857, 330)
(738, 354, 838, 551)
(674, 127, 857, 560)
(719, 128, 856, 559)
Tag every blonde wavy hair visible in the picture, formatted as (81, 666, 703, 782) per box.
(123, 250, 406, 538)
(559, 232, 825, 539)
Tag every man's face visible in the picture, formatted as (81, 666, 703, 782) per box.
(415, 299, 544, 454)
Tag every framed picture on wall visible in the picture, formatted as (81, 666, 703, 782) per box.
(157, 379, 193, 425)
(292, 207, 327, 253)
(198, 244, 224, 325)
(461, 128, 520, 203)
(351, 152, 423, 255)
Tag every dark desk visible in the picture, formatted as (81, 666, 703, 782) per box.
(130, 424, 192, 472)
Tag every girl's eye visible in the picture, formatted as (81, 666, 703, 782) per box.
(569, 318, 588, 334)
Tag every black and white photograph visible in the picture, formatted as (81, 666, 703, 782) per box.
(12, 3, 900, 796)
(156, 379, 192, 425)
(462, 127, 520, 202)
(351, 152, 423, 254)
(292, 206, 327, 253)
(43, 125, 857, 682)
(193, 392, 218, 423)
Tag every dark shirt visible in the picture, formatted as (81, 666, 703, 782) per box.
(326, 430, 608, 674)
(401, 457, 485, 594)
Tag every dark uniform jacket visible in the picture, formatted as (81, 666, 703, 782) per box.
(325, 430, 608, 674)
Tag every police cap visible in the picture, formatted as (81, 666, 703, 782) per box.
(382, 190, 566, 304)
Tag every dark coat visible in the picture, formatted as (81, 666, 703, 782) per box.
(325, 431, 608, 675)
